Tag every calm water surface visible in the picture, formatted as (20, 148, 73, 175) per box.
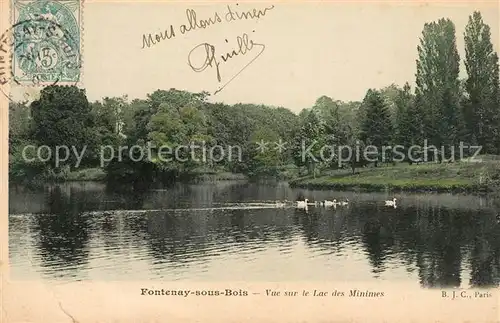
(8, 181, 500, 288)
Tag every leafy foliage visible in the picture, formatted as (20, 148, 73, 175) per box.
(7, 10, 500, 186)
(463, 11, 500, 153)
(415, 18, 463, 160)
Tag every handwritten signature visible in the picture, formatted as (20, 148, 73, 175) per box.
(187, 33, 265, 94)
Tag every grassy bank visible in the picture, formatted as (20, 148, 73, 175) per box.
(65, 168, 107, 181)
(289, 161, 500, 193)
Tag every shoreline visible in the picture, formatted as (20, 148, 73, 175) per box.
(10, 162, 500, 195)
(288, 162, 500, 194)
(10, 177, 495, 195)
(288, 180, 492, 194)
(8, 169, 249, 187)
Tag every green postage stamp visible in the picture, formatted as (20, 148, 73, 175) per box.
(10, 0, 82, 85)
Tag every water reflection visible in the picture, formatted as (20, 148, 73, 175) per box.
(8, 181, 500, 286)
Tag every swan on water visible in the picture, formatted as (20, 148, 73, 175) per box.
(275, 202, 286, 208)
(339, 199, 349, 206)
(385, 198, 397, 207)
(297, 199, 309, 208)
(324, 199, 337, 207)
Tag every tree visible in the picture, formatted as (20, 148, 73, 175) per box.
(360, 89, 393, 166)
(9, 101, 31, 152)
(147, 88, 210, 112)
(338, 101, 362, 136)
(206, 103, 254, 173)
(248, 128, 282, 178)
(30, 85, 95, 169)
(394, 83, 423, 163)
(380, 83, 401, 122)
(339, 125, 366, 174)
(101, 96, 127, 135)
(148, 103, 211, 175)
(415, 18, 463, 162)
(90, 96, 128, 151)
(464, 11, 500, 154)
(293, 109, 325, 177)
(311, 96, 343, 169)
(8, 101, 45, 181)
(123, 99, 152, 144)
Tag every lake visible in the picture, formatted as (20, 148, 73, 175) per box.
(8, 181, 500, 287)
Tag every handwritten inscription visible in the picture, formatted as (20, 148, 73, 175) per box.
(141, 4, 274, 95)
(141, 4, 275, 49)
(187, 32, 265, 94)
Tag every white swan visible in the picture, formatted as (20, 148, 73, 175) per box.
(275, 202, 286, 208)
(324, 199, 337, 207)
(339, 199, 349, 206)
(296, 199, 309, 208)
(385, 198, 397, 207)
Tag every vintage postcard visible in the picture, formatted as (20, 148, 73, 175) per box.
(1, 0, 499, 322)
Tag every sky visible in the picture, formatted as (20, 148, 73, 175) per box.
(10, 1, 500, 112)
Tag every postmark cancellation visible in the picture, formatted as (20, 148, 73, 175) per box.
(2, 0, 83, 89)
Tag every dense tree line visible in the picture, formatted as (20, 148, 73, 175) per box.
(8, 11, 499, 185)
